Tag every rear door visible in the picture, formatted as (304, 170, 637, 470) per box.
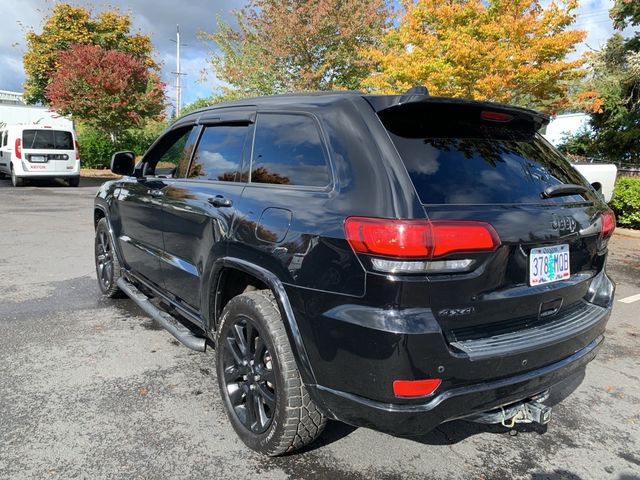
(376, 101, 610, 338)
(21, 129, 76, 173)
(160, 112, 254, 310)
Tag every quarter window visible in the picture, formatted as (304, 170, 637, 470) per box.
(251, 113, 330, 187)
(188, 125, 249, 181)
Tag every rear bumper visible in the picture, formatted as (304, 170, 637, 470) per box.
(289, 270, 613, 435)
(14, 160, 80, 177)
(310, 335, 602, 436)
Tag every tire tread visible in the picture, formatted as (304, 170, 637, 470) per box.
(217, 290, 326, 456)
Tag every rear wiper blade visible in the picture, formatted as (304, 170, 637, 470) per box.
(541, 184, 588, 199)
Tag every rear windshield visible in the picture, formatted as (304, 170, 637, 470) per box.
(22, 130, 73, 150)
(379, 104, 590, 205)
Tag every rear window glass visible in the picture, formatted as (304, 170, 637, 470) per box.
(22, 130, 73, 150)
(380, 105, 590, 205)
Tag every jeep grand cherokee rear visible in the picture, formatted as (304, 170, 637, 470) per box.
(95, 89, 614, 455)
(295, 95, 614, 436)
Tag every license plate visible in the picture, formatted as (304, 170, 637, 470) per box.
(529, 244, 570, 286)
(29, 155, 46, 163)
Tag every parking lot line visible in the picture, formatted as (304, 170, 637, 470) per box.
(618, 293, 640, 304)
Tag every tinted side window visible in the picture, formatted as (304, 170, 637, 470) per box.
(188, 125, 249, 181)
(146, 126, 198, 178)
(251, 113, 330, 187)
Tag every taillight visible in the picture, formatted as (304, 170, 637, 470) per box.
(601, 209, 616, 238)
(430, 221, 500, 257)
(74, 140, 80, 161)
(393, 379, 441, 398)
(15, 138, 22, 159)
(344, 218, 430, 258)
(344, 218, 500, 259)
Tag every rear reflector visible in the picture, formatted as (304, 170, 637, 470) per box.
(601, 210, 616, 238)
(344, 217, 500, 260)
(393, 379, 442, 398)
(15, 138, 22, 159)
(481, 110, 513, 122)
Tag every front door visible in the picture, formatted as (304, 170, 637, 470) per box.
(161, 118, 253, 310)
(115, 124, 198, 288)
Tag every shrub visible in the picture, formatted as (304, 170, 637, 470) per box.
(77, 122, 166, 168)
(610, 176, 640, 229)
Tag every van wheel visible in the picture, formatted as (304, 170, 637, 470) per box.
(11, 166, 24, 187)
(0, 172, 6, 179)
(216, 290, 326, 456)
(95, 218, 124, 298)
(68, 176, 80, 187)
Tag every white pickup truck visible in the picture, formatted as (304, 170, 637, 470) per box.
(572, 163, 617, 203)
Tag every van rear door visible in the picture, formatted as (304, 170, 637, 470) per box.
(21, 129, 77, 173)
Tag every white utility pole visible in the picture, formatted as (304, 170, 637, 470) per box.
(171, 25, 187, 117)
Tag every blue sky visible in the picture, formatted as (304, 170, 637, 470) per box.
(0, 0, 632, 110)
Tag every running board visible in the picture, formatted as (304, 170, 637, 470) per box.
(116, 277, 207, 352)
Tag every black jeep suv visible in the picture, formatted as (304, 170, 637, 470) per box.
(94, 89, 616, 455)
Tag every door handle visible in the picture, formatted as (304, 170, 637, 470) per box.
(148, 189, 164, 197)
(208, 195, 233, 208)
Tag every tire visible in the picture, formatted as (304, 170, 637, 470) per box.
(216, 290, 326, 456)
(11, 166, 24, 187)
(94, 218, 125, 298)
(68, 176, 80, 187)
(0, 172, 6, 179)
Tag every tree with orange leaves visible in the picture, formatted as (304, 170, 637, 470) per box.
(363, 0, 586, 112)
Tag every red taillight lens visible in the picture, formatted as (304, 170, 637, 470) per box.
(344, 218, 431, 258)
(481, 110, 513, 122)
(344, 217, 500, 259)
(601, 210, 616, 238)
(393, 379, 442, 398)
(431, 221, 500, 257)
(15, 138, 22, 159)
(74, 140, 80, 160)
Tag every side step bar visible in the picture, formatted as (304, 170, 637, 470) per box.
(117, 277, 207, 352)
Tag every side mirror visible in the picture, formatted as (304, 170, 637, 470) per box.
(111, 151, 135, 176)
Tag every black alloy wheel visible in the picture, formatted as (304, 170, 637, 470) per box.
(94, 218, 123, 297)
(216, 290, 326, 455)
(221, 315, 276, 434)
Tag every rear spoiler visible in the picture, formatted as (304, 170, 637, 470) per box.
(364, 94, 550, 131)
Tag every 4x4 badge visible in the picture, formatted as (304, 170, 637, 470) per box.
(551, 215, 576, 232)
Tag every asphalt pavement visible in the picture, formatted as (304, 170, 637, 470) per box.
(0, 176, 639, 480)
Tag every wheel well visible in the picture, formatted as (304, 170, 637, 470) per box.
(94, 208, 106, 228)
(214, 268, 268, 322)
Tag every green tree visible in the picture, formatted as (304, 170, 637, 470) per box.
(570, 1, 640, 164)
(23, 3, 156, 105)
(202, 0, 389, 98)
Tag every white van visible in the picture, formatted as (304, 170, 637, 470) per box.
(0, 124, 80, 187)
